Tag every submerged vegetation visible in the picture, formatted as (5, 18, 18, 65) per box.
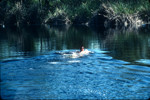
(0, 0, 150, 26)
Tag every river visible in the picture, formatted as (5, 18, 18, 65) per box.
(0, 25, 150, 99)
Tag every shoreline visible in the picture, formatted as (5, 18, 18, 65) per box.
(0, 2, 149, 29)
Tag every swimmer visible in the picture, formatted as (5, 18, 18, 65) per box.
(62, 46, 91, 58)
(79, 46, 90, 55)
(80, 46, 84, 52)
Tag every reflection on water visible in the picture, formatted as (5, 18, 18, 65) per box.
(103, 28, 150, 63)
(0, 25, 150, 99)
(0, 25, 150, 63)
(0, 25, 100, 60)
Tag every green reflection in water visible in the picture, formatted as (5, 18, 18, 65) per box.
(0, 25, 150, 63)
(0, 25, 99, 59)
(104, 29, 150, 62)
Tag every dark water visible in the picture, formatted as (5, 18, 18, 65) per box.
(0, 25, 150, 99)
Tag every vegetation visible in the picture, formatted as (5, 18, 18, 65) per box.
(108, 0, 150, 14)
(0, 0, 149, 25)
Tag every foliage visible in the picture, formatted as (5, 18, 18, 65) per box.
(0, 0, 149, 25)
(108, 0, 150, 14)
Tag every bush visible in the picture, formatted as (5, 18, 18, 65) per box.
(108, 0, 150, 14)
(5, 3, 26, 25)
(25, 4, 47, 24)
(0, 0, 150, 25)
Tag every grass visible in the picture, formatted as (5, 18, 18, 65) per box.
(1, 0, 150, 24)
(52, 0, 150, 22)
(108, 0, 150, 14)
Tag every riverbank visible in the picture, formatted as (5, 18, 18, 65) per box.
(88, 4, 149, 29)
(0, 0, 150, 28)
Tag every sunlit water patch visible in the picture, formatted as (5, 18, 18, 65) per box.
(136, 59, 150, 65)
(1, 49, 150, 99)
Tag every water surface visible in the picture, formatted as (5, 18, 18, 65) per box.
(0, 25, 150, 99)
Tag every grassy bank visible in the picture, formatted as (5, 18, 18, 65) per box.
(0, 0, 149, 25)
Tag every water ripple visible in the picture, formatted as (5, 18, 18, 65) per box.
(1, 50, 150, 99)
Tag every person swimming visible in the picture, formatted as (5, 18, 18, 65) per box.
(61, 46, 90, 58)
(79, 46, 91, 56)
(80, 46, 84, 52)
(75, 46, 84, 53)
